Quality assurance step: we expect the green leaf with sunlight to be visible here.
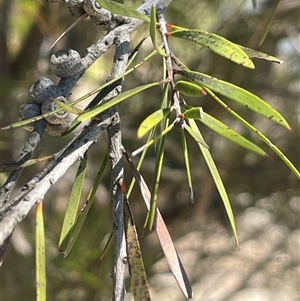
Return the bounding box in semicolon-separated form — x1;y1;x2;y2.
188;119;239;247
150;5;166;56
169;29;255;69
36;202;46;301
176;71;291;130
97;0;150;22
184;108;267;156
59;154;87;254
78;82;161;122
137;108;173;139
204;87;300;180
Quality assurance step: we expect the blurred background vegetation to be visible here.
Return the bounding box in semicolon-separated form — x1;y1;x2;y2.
0;0;299;300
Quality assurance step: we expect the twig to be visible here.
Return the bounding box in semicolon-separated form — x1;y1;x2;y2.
0;119;48;210
0;2;174;299
49;13;88;50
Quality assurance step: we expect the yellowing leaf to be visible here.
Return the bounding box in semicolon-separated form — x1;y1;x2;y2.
55;99;83;115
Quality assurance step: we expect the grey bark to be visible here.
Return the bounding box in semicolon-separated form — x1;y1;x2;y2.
0;0;173;300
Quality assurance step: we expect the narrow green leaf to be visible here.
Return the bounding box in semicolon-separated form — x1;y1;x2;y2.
204;87;300;179
184;108;267;156
123;152;193;299
99;232;113;261
36;202;46;301
146;82;171;228
97;0;150;22
150;5;166;57
63;153;108;257
78;82;161;122
259;0;281;47
124;199;151;301
181;130;194;203
137;108;173;139
177;70;291;130
238;45;283;64
128;34;149;67
175;80;205;97
132;123;174;157
147;119;167;231
184;123;209;149
169;29;255;69
59;154;88;253
171;53;190;71
126;86;169;195
1;110;59;131
126;127;156;198
188;119;239;247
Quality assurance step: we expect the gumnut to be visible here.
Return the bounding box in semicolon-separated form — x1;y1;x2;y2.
41;96;70;125
29;77;57;105
18;102;41;131
45;120;71;136
50;48;82;78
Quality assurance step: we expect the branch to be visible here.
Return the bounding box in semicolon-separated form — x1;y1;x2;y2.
107;32;131;301
0;0;174;271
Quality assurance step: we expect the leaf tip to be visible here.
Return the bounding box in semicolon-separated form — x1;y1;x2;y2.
243;60;255;69
190;187;194;203
264;153;273;159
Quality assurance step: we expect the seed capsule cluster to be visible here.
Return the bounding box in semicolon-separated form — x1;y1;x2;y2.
19;83;71;136
18;47;84;135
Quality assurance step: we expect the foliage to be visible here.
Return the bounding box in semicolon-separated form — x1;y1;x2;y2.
0;1;299;301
